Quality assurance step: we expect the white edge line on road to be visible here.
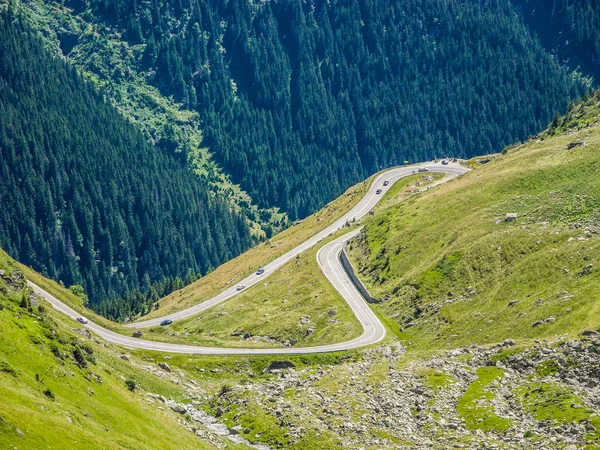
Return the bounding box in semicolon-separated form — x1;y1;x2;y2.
29;163;468;355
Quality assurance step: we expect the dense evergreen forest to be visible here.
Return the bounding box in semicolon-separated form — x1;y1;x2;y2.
0;8;252;319
516;0;600;81
66;0;591;219
2;0;599;320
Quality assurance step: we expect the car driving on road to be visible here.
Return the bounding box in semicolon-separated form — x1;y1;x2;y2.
383;180;389;186
256;268;265;275
237;284;246;291
160;319;172;326
375;189;382;194
76;317;88;324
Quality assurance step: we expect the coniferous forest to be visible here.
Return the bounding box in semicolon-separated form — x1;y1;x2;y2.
69;0;591;219
0;9;252;319
1;0;599;318
515;0;600;81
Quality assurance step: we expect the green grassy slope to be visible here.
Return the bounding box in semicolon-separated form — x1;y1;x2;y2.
348;92;600;351
143;234;363;348
138;173;447;349
0;250;219;450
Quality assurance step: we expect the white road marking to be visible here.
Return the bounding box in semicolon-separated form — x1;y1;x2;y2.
29;162;468;354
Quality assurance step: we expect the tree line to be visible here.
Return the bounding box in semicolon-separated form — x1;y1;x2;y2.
69;0;591;220
0;8;253;319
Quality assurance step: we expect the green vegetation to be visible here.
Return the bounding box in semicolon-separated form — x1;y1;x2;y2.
0;250;218;450
516;0;600;81
415;367;456;391
547;89;600;135
534;359;561;377
12;0;594;223
2;0;597;321
348;99;600;350
145;236;363;348
0;8;252;320
125;379;137;392
76;0;593;218
456;367;512;433
516;382;600;443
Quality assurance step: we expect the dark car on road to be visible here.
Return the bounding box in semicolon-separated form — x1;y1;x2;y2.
383;180;389;186
376;189;382;194
160;319;173;326
256;268;265;275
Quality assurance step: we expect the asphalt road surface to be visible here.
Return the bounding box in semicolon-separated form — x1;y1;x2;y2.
29;161;468;355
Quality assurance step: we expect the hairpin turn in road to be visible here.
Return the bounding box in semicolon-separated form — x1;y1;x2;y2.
29;162;468;355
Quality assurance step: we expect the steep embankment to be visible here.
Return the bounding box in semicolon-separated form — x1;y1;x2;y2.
348;92;600;351
0;250;225;450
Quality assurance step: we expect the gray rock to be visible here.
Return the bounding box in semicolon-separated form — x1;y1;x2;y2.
532;320;543;328
263;360;296;374
170;404;186;414
158;361;171;372
75;328;92;339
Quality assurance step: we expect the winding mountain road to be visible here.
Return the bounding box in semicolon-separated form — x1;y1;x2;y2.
29;162;467;355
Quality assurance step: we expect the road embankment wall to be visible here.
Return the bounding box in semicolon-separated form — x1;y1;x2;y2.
339;247;379;304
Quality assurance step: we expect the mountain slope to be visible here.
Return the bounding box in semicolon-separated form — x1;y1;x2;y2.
516;0;600;81
347;91;600;350
0;249;224;450
0;8;252;319
16;0;592;220
2;94;600;450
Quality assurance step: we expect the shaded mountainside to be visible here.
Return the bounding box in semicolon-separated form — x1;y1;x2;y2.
348;91;600;350
43;0;590;219
516;0;600;81
0;9;252;319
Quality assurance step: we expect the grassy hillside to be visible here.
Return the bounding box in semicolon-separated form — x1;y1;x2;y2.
0;249;241;450
137;173;446;349
348;92;600;351
143;234;364;348
140;170;380;320
2;108;600;448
